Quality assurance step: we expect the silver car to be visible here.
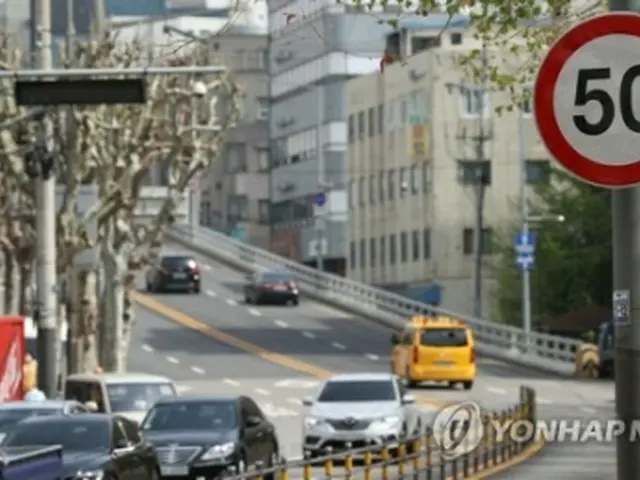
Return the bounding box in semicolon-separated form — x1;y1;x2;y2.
301;373;421;457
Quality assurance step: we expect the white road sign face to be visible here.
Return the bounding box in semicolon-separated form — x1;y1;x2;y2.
553;34;640;166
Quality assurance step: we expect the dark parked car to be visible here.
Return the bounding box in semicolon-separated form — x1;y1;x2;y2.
0;400;88;441
140;395;280;479
146;255;201;293
0;414;160;480
243;269;299;306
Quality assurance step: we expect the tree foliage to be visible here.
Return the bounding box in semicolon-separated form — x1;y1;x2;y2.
491;170;611;329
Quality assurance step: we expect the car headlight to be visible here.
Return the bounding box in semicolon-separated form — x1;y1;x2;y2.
303;417;325;429
200;442;236;460
75;470;104;480
372;416;401;426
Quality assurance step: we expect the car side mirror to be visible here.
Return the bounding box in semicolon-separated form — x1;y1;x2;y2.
391;333;400;345
84;401;98;412
302;397;313;407
245;415;262;427
113;439;132;452
402;394;415;405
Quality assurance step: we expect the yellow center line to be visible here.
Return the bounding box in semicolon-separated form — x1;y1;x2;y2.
133;291;445;407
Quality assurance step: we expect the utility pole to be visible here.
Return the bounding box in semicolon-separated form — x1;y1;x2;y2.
471;46;490;320
609;1;640;476
518;105;532;336
33;0;58;397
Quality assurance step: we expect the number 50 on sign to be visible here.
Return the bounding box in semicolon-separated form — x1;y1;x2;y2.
534;13;640;188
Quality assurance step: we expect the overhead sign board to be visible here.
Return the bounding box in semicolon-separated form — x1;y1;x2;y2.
534;13;640;188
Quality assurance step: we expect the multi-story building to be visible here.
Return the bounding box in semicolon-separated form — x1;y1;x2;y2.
267;0;403;273
345;22;551;315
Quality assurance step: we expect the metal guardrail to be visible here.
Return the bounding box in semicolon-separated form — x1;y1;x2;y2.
218;386;538;479
166;224;582;377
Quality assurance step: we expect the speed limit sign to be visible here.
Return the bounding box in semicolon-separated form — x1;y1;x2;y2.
535;13;640;188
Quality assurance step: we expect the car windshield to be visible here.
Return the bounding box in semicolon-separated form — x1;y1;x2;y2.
261;272;293;283
141;401;237;431
107;383;176;412
420;328;468;347
317;380;396;402
2;419;109;451
161;257;191;269
0;409;59;429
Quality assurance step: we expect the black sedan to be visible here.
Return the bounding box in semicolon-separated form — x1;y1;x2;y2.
243;269;299;306
140;395;280;479
146;255;201;294
0;414;160;480
0;400;88;440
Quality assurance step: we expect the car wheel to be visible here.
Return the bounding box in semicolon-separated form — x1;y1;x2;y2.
245;294;252;304
291;297;299;306
146;281;153;292
193;284;201;294
462;381;473;390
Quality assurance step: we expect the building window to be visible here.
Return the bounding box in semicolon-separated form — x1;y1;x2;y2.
350;241;356;269
399;167;408;197
368;107;375;137
400;231;408;262
450;32;462;45
378;172;385;202
258;200;270;223
369;175;376;204
412;230;420;261
359;239;366;268
462;227;493;255
257;149;269;172
389;234;397;264
423;228;431;258
377;104;384;134
227;195;248;222
257;98;269;120
520;87;533;116
459;87;491;118
388;169;396;200
457;160;492;186
410;165;419;194
380;236;386;266
370;238;376;266
525;159;551;184
225;143;247;173
358;111;365;137
348;114;355;143
358;177;365;205
412;36;440;54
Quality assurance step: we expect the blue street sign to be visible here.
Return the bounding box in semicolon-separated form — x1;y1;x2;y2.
514;230;536;271
314;192;326;207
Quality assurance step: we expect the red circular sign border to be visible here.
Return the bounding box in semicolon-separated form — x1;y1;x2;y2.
534;12;640;188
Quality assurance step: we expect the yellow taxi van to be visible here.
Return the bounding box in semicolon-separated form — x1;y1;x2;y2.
390;315;476;389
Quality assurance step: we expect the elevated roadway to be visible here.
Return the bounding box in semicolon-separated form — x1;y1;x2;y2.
126;242;616;477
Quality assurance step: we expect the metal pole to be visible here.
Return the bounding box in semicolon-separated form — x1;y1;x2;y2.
472;47;488;319
34;0;58;398
190;97;200;237
609;2;640;477
315;84;325;272
519;107;532;335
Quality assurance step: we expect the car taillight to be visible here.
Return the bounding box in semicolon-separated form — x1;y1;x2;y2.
190;266;200;274
287;282;297;290
412;346;419;364
470;347;476;363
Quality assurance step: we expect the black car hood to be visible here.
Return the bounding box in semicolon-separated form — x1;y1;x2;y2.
143;429;238;446
61;450;109;477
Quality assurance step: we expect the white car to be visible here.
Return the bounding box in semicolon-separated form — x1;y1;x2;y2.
301;373;421;458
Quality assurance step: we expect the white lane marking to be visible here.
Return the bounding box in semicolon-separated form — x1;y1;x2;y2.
287;397;303;405
226;298;237;306
142;344;153;353
255;388;271;396
581;407;597;414
365;353;379;361
537;397;553;405
302;332;316;339
486;387;507;395
274;319;288;328
248;308;262;317
191;366;205;374
206;289;217;297
166;356;179;364
261;403;299;418
332;342;346;350
203;264;212;271
223;378;240;387
274;379;320;389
